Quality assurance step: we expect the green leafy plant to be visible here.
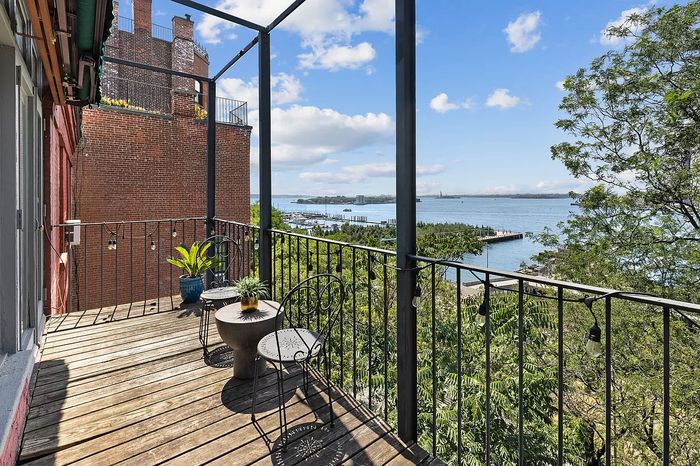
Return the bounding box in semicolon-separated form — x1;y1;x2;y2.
166;242;219;278
234;276;269;299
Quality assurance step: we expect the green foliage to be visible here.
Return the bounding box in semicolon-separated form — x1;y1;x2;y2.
250;202;287;230
547;2;700;300
234;275;269;299
310;222;485;259
166;242;219;278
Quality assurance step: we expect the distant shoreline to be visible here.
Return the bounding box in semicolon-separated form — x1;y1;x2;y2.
251;193;572;200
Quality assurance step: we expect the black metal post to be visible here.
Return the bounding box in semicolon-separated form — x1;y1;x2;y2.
258;31;272;285
395;0;417;443
206;81;217;286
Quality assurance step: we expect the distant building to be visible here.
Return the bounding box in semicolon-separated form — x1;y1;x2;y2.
355;195;366;205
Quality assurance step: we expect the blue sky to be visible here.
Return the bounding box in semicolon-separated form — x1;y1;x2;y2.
122;0;672;196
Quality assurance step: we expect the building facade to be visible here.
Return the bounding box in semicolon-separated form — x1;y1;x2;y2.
0;0;111;463
73;0;251;311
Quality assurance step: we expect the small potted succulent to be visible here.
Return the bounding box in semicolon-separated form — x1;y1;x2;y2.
234;276;269;312
167;242;220;303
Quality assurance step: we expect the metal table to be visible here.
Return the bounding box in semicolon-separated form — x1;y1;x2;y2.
215;300;283;379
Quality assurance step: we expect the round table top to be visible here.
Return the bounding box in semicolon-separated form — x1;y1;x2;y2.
215;300;282;325
201;286;240;301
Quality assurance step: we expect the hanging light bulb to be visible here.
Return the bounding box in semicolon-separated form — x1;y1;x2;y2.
254;240;259;250
586;322;602;357
107;239;113;250
112;239;117;251
150;238;156;251
335;263;342;273
412;284;422;308
582;296;602;357
475;300;487;327
244;234;250;242
172;228;177;238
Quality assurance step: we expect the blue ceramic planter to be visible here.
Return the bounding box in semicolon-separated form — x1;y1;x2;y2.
180;275;204;303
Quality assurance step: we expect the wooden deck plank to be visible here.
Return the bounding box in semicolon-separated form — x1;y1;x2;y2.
89;372;308;466
41;316;198;357
163;385;346;465
25;369;289;465
245;395;374;466
21;298;435;466
31;348;206;399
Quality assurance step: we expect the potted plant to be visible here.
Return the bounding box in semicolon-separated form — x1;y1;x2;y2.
234;276;269;312
167;242;220;303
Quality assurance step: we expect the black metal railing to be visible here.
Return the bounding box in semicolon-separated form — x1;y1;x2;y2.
217;220;700;465
51;217;700;464
215;97;248;126
100;75;172;114
50;218;208;329
115;16;173;42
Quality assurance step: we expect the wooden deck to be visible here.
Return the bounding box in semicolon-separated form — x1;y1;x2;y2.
20;302;438;465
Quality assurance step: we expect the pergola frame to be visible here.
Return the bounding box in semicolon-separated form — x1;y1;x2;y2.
103;0;418;442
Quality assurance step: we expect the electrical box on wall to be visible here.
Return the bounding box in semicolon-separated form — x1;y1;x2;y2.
64;219;81;246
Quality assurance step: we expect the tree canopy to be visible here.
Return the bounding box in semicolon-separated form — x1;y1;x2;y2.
547;2;700;301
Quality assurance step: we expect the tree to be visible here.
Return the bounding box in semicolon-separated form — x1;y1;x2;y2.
549;2;700;300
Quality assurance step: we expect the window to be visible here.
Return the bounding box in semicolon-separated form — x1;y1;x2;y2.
194;80;202;105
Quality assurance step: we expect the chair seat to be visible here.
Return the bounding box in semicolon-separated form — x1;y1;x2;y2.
257;328;324;363
201;286;240;302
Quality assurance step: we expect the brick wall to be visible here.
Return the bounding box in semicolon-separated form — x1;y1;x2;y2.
72;106;251;310
43;103;78;315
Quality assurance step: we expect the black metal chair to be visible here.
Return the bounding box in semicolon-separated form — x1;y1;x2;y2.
199;235;243;357
250;274;346;451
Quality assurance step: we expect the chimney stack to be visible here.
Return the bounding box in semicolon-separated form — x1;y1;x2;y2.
171;15;195;117
133;0;152;35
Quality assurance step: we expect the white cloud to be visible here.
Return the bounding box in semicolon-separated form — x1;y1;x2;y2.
600;7;647;46
196;0;395;71
269;106;394;167
485;88;522;109
300;162;445;184
218;73;303;110
504;11;542;53
430;93;474;113
299;42;376;71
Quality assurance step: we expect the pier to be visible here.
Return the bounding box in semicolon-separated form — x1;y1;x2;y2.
282;211;524;244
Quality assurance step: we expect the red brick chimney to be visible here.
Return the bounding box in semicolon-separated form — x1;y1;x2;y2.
133;0;152;35
171;14;196;117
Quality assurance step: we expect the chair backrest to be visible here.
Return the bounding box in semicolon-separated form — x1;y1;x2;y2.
201;235;243;288
274;274;346;362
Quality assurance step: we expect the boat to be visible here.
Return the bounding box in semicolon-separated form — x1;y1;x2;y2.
343;208;352;212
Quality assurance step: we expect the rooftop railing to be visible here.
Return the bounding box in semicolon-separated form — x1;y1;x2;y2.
115;15;173;42
214;97;248;126
50;217;700;464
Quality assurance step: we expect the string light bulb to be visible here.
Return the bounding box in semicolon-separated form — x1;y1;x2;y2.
583;296;602;357
172;228;177;238
476;300;487;327
412;284;422;308
150;238;156;251
586;322;602;358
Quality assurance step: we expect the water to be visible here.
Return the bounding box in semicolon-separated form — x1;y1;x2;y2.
251;195;577;273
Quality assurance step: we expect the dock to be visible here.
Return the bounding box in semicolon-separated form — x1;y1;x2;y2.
282;212;524;244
